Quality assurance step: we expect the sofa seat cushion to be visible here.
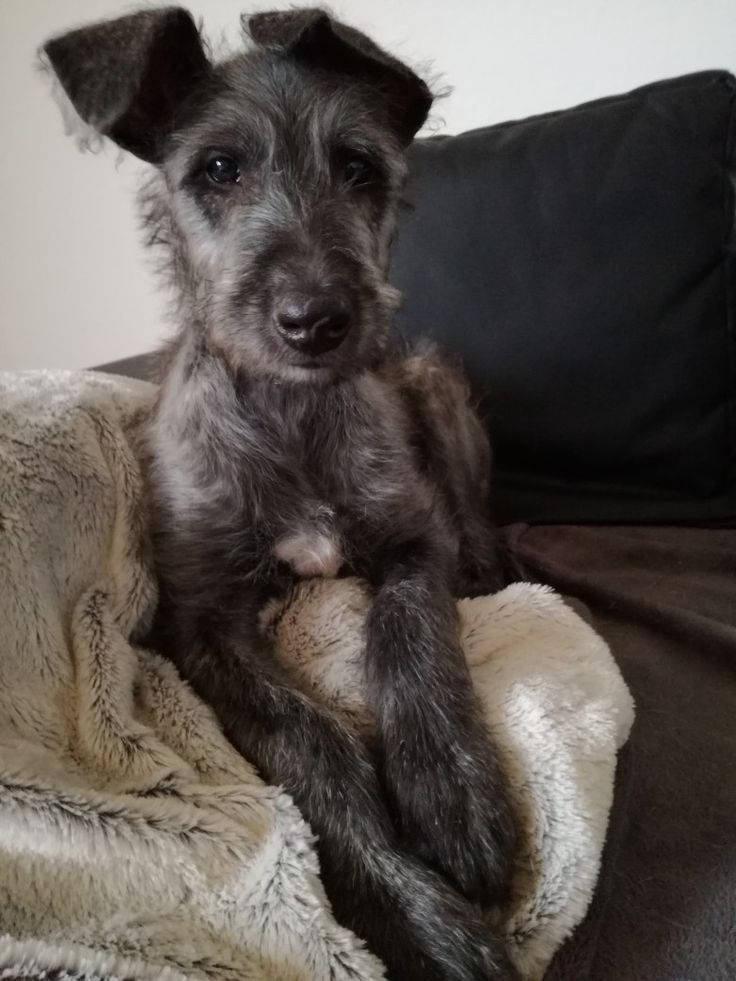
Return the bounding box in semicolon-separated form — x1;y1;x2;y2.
503;523;736;980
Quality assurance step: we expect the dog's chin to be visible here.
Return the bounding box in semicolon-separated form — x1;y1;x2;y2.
279;359;340;385
275;346;375;386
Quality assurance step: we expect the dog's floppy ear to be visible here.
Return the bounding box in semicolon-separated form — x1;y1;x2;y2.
246;9;432;145
42;7;210;163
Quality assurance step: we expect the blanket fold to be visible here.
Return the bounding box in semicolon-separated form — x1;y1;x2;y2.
0;371;634;981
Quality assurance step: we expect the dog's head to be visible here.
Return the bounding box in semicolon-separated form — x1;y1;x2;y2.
43;7;432;383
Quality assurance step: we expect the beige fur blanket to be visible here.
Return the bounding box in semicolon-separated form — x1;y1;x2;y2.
0;370;634;981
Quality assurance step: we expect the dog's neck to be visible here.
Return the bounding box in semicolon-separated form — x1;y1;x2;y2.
153;325;401;462
159;322;391;415
149;322;411;533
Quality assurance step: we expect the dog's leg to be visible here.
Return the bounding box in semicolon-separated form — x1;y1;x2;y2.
365;538;517;911
171;632;518;981
392;346;504;596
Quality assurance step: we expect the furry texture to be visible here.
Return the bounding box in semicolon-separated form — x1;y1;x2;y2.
0;370;634;981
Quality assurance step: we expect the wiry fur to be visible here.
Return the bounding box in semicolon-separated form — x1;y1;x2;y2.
43;8;517;979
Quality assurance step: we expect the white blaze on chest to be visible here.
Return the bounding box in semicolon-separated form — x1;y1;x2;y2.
273;528;343;578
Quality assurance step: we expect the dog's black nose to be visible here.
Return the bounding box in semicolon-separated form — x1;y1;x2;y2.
275;295;352;355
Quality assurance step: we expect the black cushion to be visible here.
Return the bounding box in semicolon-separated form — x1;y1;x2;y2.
392;71;736;523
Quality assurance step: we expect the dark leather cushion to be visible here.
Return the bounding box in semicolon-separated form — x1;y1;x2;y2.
391;71;736;523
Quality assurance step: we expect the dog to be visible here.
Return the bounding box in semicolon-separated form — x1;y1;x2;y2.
43;9;518;980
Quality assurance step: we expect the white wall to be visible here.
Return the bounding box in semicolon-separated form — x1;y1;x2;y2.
1;0;734;370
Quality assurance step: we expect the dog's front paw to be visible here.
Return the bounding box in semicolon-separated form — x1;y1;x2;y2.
341;849;520;981
385;733;517;908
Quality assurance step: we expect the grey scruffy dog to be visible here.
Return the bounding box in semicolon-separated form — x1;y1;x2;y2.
43;8;518;980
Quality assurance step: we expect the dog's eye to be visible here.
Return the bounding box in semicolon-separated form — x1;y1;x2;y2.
206;155;241;185
343;157;375;187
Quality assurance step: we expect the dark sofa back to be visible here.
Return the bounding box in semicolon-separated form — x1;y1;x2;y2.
391;71;736;523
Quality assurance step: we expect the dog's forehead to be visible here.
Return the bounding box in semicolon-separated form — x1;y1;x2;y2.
189;50;389;150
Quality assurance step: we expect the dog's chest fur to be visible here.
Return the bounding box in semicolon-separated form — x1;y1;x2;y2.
151;347;429;582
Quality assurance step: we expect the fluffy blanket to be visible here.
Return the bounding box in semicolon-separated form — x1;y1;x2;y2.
0;370;634;981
